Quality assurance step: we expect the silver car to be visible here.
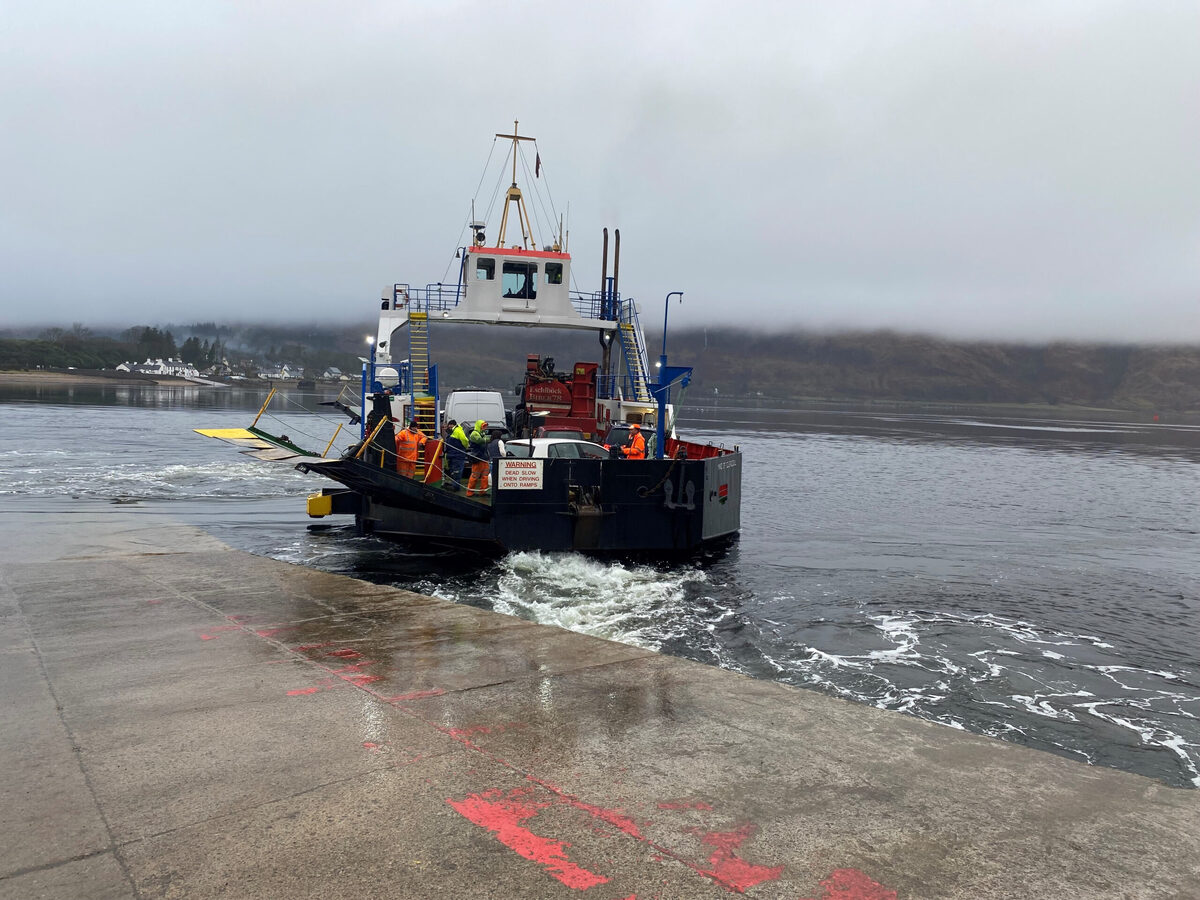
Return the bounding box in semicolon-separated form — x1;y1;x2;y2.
502;438;612;460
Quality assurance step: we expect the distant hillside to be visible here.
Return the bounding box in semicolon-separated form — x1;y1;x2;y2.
657;330;1200;413
406;327;1200;414
5;321;1198;413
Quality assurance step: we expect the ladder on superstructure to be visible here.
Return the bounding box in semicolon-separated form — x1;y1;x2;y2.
617;299;653;402
406;311;438;467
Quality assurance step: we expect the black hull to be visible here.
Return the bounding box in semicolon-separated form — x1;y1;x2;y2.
298;452;741;555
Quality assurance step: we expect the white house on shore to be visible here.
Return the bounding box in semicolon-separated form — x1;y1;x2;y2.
115;358;201;378
257;363;300;380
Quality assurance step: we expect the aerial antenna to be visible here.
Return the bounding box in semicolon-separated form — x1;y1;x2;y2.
469;199;485;247
494;120;537;249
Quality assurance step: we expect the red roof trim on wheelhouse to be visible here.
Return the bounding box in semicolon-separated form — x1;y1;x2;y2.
468;246;570;260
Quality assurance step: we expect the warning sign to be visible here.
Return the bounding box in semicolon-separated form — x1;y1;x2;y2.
498;458;544;490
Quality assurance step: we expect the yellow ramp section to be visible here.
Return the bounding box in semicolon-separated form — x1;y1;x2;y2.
193;428;275;449
194;428;258;439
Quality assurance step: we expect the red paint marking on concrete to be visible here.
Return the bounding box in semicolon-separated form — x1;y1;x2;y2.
385;689;445;702
198;625;242;640
255;626;294;638
446;721;526;740
332;661;376;674
447;724;492;739
447;789;608;891
525;777;645;842
286;686;322;696
294;642;334;652
657;800;713;811
287;666;770;897
566;798;644;841
287;669;772;899
328;648;361;659
799;868;898;900
693;823;784;892
146;598;163;605
362;741;384;751
347;674;382;686
520;777;753;892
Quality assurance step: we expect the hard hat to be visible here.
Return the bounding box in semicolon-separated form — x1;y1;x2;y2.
631;423;641;430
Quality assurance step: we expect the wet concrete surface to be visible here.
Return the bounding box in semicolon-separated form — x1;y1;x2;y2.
1;508;1198;899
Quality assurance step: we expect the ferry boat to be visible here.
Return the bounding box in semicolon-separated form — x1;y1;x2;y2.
199;124;741;555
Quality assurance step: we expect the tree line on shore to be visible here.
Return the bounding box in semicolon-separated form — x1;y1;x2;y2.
0;325;225;372
0;322;347;376
2;321;1198;412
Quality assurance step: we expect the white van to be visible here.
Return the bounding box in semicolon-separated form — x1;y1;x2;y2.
443;390;507;433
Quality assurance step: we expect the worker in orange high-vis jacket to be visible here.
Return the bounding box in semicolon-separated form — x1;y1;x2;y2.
466;419;491;496
620;423;647;459
395;418;427;479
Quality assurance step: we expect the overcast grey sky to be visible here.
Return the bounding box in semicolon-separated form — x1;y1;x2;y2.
2;1;1197;342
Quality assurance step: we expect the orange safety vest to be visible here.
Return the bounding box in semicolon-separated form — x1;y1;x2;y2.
395;427;427;462
623;431;646;459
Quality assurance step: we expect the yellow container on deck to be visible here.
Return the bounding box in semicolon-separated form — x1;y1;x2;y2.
306;492;333;518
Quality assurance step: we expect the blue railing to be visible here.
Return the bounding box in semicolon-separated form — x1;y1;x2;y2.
384;284;461;314
396;360;414;393
617;299;653;400
569;290;609;320
385;284;617;322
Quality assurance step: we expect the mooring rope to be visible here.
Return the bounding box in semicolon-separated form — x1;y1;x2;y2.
637;448;686;498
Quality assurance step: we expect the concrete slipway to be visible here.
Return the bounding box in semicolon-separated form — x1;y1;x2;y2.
1;507;1197;899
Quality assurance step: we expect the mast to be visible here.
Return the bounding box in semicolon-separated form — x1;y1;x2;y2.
494;120;537;249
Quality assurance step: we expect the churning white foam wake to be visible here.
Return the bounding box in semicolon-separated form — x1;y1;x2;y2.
0;458;308;501
485;551;707;650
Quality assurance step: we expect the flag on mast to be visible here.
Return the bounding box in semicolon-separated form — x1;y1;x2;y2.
535;153;541;178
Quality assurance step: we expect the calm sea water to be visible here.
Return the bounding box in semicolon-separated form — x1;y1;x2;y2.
2;383;1198;788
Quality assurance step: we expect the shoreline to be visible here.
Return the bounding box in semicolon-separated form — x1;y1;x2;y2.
0;370;344;390
0;369;190;386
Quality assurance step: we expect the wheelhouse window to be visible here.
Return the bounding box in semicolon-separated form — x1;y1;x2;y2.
502;262;538;299
545;262;563;285
475;258;495;280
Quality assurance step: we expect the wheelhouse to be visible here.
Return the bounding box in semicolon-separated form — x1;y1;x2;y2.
462;246;575;320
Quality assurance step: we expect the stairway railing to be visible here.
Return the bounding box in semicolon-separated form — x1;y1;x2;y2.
617;298;653;402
